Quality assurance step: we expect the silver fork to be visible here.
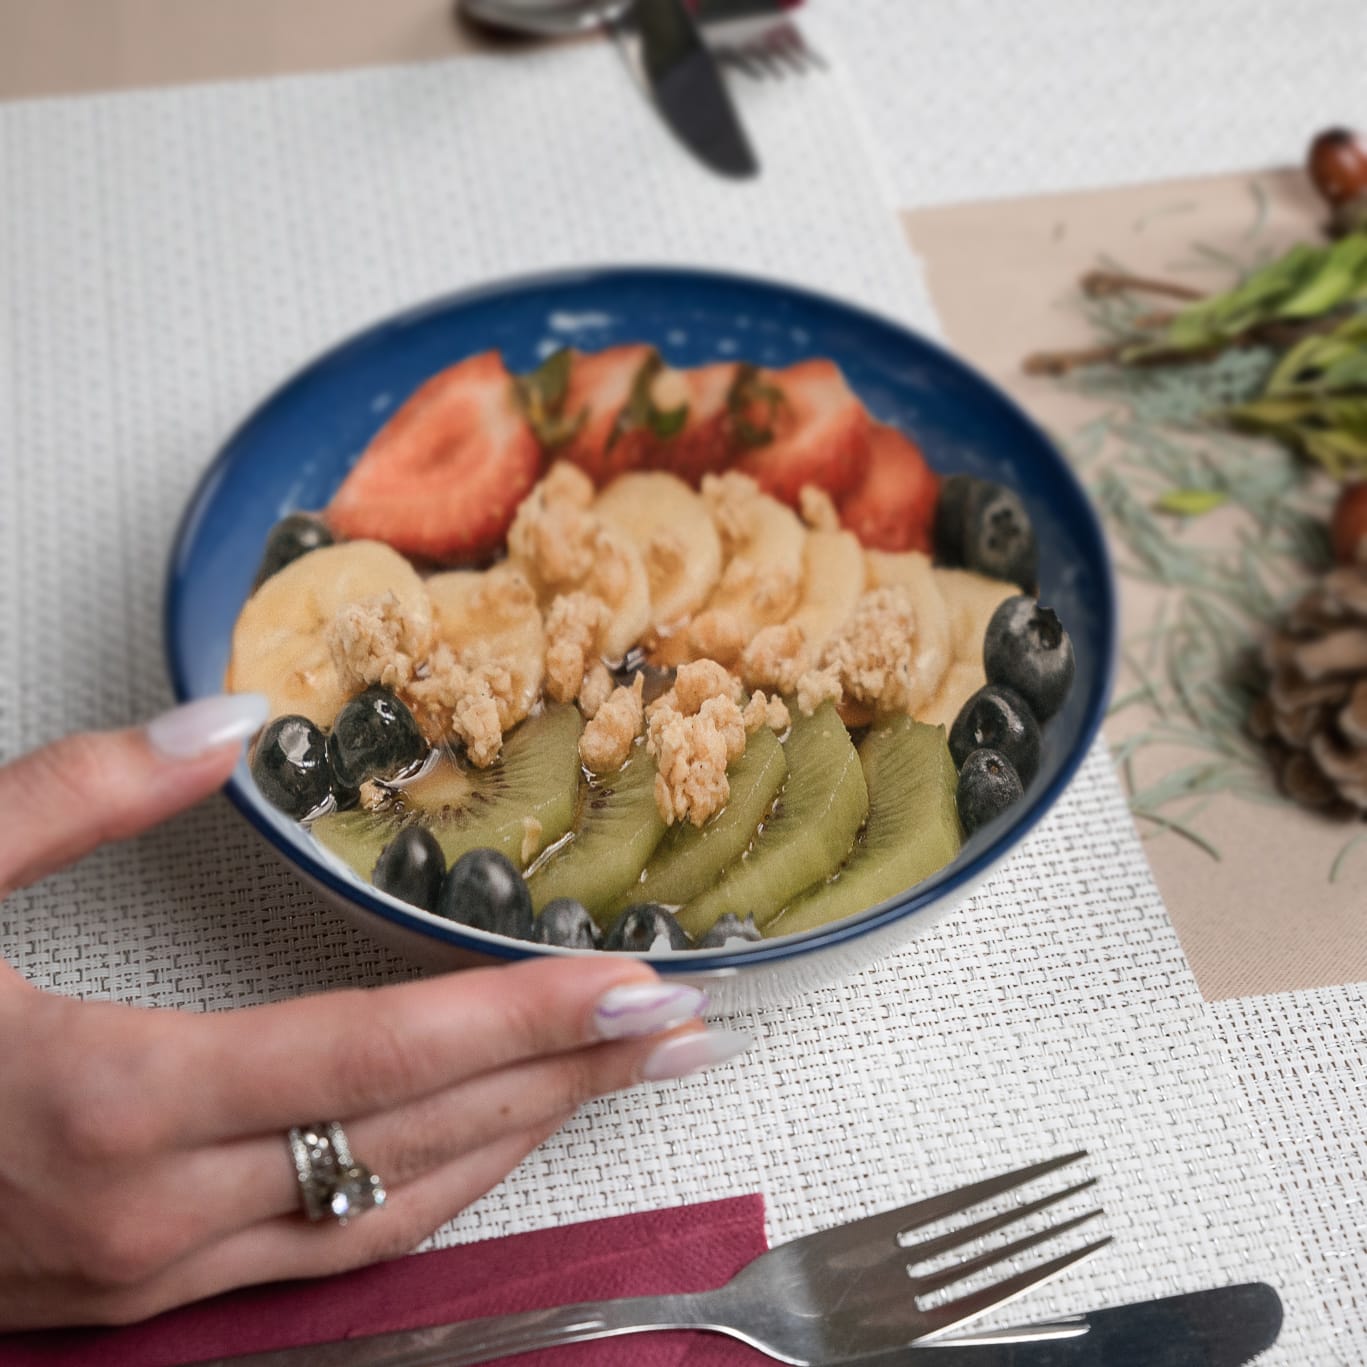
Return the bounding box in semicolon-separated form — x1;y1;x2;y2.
712;18;826;77
200;1153;1108;1366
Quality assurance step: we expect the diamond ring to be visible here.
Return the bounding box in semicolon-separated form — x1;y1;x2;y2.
286;1121;387;1225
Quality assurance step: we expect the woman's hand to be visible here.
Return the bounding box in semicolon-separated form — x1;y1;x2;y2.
0;696;748;1330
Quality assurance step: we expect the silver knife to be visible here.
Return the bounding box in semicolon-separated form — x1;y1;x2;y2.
885;1283;1284;1367
615;0;759;178
180;1282;1281;1367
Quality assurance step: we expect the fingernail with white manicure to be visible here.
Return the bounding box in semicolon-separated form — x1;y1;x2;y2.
593;982;709;1040
641;1029;752;1081
147;693;270;760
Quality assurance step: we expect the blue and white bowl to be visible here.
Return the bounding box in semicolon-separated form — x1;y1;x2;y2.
166;267;1115;1012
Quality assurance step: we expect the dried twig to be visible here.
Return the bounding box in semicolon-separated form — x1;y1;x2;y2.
1080;270;1207;302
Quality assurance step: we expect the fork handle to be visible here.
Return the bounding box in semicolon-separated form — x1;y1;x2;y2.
195;1291;722;1367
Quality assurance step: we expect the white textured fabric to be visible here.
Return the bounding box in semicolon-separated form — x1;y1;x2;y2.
828;0;1367;206
0;43;1339;1360
1211;988;1367;1364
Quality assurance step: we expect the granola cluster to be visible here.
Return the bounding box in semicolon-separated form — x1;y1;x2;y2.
308;461;995;825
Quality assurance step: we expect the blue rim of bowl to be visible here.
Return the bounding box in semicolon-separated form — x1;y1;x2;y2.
165;263;1117;974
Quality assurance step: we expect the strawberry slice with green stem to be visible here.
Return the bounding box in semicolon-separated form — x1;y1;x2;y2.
326;350;542;564
733;359;872;506
641;361;745;485
544;345;686;485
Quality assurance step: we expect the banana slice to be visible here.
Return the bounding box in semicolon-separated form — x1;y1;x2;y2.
506;464;651;664
919;659;988;730
426;564;546;728
865;548;935;592
933;567;1019;663
227;540;429;726
684;473;806;664
594;472;722;635
587;527;652;662
790;529;866;655
873;551;952;712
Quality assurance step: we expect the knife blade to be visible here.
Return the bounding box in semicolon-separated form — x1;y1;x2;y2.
618;0;759;178
869;1283;1284;1367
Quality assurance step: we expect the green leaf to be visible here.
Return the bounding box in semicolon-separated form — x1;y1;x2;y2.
1265;313;1367;396
727;363;786;448
514;348;587;447
517;347;572;412
1124;232;1367;360
1228;393;1367;477
1155;488;1229;516
1275;233;1367;319
609;351;690;449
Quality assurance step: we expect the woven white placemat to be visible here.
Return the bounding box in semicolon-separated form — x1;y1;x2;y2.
0;45;1335;1358
1210;988;1367;1363
829;0;1367;207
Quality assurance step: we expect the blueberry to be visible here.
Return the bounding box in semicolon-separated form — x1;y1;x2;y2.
932;474;982;567
694;913;762;950
252;514;334;590
532;897;604;950
949;684;1042;787
956;749;1025;836
251;715;332;819
437;848;534;940
983;596;1076;722
963;483;1038;592
603;903;691;953
327;687;427;789
372;826;445;912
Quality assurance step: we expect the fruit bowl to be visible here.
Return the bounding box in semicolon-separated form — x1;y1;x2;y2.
166;267;1115;1012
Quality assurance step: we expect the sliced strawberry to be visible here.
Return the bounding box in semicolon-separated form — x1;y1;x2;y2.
838;423;941;553
733;359;872;507
641;362;740;485
326;351;541;563
556;344;659;484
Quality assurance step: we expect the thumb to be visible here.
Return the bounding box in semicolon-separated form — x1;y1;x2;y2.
0;693;268;899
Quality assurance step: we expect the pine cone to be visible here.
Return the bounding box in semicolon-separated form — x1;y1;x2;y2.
1248;565;1367;814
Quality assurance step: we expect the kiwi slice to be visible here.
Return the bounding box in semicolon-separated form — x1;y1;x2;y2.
313;703;583;882
767;716;962;939
618;725;787;914
526;739;667;923
677;703;868;939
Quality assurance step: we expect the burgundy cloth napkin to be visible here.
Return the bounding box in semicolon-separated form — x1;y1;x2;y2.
1;1196;772;1367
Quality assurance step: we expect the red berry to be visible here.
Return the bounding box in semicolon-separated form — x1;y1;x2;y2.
1307;128;1367;208
1330;482;1367;565
326;351;540;563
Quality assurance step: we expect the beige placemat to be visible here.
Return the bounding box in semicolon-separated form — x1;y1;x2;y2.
0;0;517;101
906;170;1366;1003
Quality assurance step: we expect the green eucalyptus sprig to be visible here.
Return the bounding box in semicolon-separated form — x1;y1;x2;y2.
1260;312;1367;395
1026;231;1367;478
1222;310;1367;477
1123;230;1367;362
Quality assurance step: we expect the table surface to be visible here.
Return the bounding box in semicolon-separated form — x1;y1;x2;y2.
1;1;1363;1360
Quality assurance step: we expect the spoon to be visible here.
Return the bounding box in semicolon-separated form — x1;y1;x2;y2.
459;0;634;38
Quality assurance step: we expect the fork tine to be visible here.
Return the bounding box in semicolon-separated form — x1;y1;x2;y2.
897;1151;1090;1233
781;24;826;71
901;1177;1098;1261
919;1235;1114;1338
767;26;808;75
750;42;786;79
715;45;765;79
910;1208;1105;1296
809;1151;1090;1250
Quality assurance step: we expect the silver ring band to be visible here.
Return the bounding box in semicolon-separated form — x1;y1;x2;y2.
287;1121;387;1225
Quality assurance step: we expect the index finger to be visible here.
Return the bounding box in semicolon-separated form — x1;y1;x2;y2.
166;957;707;1144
